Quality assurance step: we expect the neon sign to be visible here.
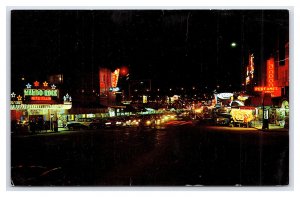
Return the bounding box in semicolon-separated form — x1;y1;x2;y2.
111;68;120;88
254;86;279;92
109;87;120;92
31;96;52;101
43;81;48;87
246;54;255;85
24;89;58;97
26;83;32;89
267;58;275;87
254;86;281;97
254;57;281;97
17;95;22;101
216;93;233;99
34;81;40;87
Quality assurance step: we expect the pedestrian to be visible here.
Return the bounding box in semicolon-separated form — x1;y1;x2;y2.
53;121;58;132
30;118;36;134
37;117;43;133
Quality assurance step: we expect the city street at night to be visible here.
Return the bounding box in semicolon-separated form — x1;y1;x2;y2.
11;121;289;186
10;9;290;188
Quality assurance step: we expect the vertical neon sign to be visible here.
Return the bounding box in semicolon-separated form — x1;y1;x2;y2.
267;58;274;87
246;54;255;85
111;68;120;88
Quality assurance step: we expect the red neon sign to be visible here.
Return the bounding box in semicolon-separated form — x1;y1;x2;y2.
254;57;281;97
34;81;40;87
254;86;281;97
267;58;274;87
246;54;255;85
254;86;279;92
111;68;120;88
31;96;52;101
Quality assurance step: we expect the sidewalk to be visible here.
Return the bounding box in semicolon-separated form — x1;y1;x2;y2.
39;127;69;133
12;127;69;136
58;127;68;132
38;127;68;133
252;122;288;132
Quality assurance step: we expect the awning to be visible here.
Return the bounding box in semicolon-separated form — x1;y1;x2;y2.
11;104;72;110
230;100;244;107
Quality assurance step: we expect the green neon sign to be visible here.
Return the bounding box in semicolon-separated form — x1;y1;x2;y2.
24;89;58;97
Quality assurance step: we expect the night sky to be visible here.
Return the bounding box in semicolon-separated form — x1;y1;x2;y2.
11;10;289;93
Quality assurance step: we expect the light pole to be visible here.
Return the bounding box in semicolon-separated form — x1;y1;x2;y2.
262;93;269;130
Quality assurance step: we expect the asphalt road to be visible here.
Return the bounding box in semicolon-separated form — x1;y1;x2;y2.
10;121;289;186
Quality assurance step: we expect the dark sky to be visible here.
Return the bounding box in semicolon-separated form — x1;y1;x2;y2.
11;10;289;92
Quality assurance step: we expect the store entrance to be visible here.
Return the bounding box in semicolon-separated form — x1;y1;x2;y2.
28;115;50;132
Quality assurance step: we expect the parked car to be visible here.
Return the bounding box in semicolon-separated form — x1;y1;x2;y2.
214;114;232;126
65;122;88;131
214;116;231;125
76;118;93;127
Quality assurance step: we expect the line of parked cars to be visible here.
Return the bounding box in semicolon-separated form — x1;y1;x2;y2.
65;114;177;131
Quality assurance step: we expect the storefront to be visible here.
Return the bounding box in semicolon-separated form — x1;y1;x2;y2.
10;81;72;133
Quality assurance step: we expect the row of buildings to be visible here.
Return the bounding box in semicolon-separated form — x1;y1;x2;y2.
10;37;290;130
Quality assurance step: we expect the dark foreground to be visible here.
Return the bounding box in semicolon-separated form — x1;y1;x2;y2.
10;122;289;186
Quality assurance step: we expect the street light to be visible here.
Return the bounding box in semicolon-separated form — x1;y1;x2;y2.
231;42;237;48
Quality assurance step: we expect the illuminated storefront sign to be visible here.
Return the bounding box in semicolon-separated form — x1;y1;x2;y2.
24;89;58;97
254;86;281;97
246;54;255;85
216;93;233;99
109;87;120;92
31;96;52;101
254;86;279;92
267;58;274;87
254;57;281;97
111;68;120;88
11;104;72;110
11;81;72;118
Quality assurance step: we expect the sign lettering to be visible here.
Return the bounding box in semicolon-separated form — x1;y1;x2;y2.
24;89;58;97
31;96;52;101
111;69;120;88
267;59;275;87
